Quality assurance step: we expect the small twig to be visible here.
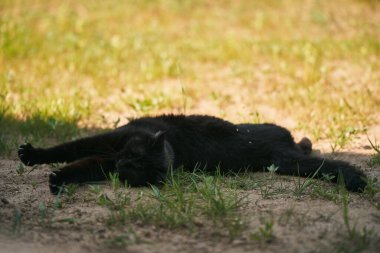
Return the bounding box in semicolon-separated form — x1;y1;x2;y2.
367;136;380;154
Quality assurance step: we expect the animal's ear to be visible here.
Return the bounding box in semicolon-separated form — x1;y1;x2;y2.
152;131;166;149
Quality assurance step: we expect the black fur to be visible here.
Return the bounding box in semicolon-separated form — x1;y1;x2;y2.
18;114;367;194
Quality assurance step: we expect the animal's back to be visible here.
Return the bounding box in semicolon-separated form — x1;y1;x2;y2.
237;123;295;147
129;115;282;171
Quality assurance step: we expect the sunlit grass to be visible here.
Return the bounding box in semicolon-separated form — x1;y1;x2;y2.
1;0;379;153
1;3;379;250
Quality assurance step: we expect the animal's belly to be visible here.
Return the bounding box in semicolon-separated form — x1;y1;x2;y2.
180;143;267;172
172;128;273;171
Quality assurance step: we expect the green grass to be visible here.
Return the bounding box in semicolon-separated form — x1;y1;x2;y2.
250;217;275;243
92;170;248;238
329;182;377;253
1;0;379;250
367;137;380;167
11;208;23;236
105;229;142;248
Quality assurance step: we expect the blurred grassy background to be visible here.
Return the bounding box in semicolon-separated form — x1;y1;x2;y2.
1;0;379;155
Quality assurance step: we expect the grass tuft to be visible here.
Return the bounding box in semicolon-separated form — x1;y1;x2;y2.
367;136;380;167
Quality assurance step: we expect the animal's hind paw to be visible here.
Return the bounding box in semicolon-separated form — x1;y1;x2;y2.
18;143;40;166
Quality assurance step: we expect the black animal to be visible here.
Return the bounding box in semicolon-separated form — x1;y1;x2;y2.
18;114;367;194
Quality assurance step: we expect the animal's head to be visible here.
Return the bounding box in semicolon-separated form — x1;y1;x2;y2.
115;130;168;186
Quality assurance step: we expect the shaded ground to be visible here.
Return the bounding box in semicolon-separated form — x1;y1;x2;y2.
1;129;379;253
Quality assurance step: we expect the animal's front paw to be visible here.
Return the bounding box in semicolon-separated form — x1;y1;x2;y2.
49;171;65;195
18;143;41;166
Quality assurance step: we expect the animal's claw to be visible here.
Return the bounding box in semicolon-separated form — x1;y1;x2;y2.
49;171;64;195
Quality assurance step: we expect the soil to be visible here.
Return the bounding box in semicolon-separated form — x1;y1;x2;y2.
0;124;379;253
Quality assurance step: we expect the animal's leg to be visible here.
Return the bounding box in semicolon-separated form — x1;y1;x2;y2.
49;156;115;194
18;129;126;165
273;150;366;192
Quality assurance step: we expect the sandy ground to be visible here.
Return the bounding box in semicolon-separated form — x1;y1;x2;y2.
1;126;379;253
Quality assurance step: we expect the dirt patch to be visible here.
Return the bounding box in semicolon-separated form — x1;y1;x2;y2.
1;131;379;253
